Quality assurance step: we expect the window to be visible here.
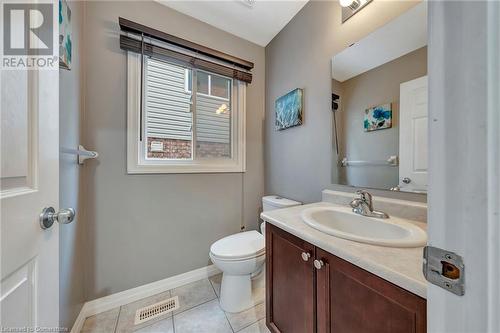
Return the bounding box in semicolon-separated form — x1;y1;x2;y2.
127;53;246;173
185;70;231;100
211;75;231;99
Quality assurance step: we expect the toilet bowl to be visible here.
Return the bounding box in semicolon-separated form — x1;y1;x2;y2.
209;195;302;313
209;231;265;313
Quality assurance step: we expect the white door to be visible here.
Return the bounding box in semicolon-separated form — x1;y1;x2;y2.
427;1;499;332
0;2;60;330
399;75;428;193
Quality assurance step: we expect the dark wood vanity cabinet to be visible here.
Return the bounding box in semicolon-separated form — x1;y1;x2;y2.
266;223;426;333
315;248;426;333
266;222;316;333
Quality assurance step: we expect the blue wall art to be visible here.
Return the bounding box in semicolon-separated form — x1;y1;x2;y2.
275;88;303;131
59;0;72;70
364;103;392;132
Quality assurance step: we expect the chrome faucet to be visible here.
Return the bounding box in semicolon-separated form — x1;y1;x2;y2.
350;190;389;219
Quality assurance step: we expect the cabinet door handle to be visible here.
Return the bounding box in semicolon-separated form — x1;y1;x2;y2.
314;259;324;270
301;252;311;262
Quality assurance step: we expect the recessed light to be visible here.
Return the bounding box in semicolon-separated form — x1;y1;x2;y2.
341;0;372;23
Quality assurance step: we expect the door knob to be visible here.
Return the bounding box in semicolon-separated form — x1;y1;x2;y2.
314;259;324;270
402;177;411;184
40;207;75;229
301;252;311;262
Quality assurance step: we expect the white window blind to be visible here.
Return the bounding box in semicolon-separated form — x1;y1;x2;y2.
145;58;193;141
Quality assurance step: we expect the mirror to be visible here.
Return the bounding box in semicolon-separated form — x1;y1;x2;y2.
331;2;427;193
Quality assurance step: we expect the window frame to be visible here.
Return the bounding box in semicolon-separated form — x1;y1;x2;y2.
127;53;246;174
184;68;192;94
184;69;231;100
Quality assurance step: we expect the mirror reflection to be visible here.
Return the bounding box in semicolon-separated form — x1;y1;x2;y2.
331;2;428;193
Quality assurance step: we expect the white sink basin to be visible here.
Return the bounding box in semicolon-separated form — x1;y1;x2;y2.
300;206;427;248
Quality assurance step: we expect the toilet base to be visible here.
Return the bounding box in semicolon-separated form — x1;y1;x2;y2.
219;273;253;313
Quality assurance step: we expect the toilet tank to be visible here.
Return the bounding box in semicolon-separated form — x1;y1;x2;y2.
261;196;301;235
262;195;301;211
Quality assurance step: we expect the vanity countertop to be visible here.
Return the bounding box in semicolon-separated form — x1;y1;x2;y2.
261;202;427;299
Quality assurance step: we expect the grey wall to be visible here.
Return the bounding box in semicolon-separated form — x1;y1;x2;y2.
265;0;426;203
59;0;85;329
82;1;265;300
335;47;427;189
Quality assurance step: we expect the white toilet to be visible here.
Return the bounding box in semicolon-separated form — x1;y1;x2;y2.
209;195;301;313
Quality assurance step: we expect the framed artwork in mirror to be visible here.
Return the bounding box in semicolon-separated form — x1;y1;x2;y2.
364;103;392;132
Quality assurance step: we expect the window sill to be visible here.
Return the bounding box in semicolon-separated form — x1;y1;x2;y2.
127;163;246;174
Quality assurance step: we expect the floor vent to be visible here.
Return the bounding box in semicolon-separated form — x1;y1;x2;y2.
134;296;179;325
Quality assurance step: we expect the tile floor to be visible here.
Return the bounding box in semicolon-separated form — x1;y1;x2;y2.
80;273;270;333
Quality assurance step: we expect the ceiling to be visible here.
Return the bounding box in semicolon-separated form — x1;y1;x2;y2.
157;0;309;46
332;2;427;82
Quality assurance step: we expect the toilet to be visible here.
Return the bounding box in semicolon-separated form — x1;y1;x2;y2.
209;195;301;313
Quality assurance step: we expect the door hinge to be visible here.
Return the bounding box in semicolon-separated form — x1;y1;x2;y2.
423;246;465;296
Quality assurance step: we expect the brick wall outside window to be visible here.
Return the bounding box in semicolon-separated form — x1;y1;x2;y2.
197;141;230;158
147;137;230;159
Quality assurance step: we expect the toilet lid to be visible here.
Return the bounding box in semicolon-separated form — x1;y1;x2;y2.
210;231;265;260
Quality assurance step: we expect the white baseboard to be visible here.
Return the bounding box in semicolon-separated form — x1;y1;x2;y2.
70;264;220;333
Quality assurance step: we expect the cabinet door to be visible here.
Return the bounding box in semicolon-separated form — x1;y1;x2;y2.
316;249;426;333
266;223;315;333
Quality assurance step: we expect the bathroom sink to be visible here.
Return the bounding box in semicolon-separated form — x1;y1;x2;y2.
300;206;427;248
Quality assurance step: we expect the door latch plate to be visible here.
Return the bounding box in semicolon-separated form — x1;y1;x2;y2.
423;246;465;296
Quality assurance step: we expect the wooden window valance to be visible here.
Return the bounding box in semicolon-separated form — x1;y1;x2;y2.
119;17;253;83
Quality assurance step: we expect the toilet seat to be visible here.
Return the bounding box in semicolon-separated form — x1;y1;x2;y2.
210;231;265;261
